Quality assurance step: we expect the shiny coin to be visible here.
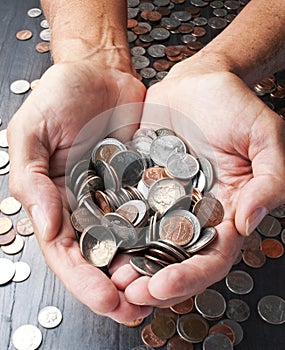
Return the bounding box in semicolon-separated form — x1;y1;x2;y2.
170;297;194;315
35;41;50;53
141;324;167;348
10;79;30;94
177;313;209;343
39;28;51;41
193;197;224;227
16;217;34;236
16;29;33;40
147;44;166;58
142;167;170;187
219;319;244;346
208;323;235;344
195;289;226;319
12;261;31;282
166;152;199;180
91;137;126;163
0;196;22;215
261;238;284;258
1;235;24;255
0;228;16;245
0;150;9;168
225;270;254;294
0;129;8;147
0;216;13;234
150;316;176;340
12;324;42;350
123;317;144;328
203;334;233;350
0;257;15;284
257;215;282;237
257;295;285;325
40;19;49;28
208;17;228;30
150;27;170;41
130;256;163;276
186;227;217;253
167;334;193;350
242;248;266;268
27;8;42;17
38;306;63;328
226;299;250;322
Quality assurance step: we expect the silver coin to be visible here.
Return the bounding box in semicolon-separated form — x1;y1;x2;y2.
164;194;192;215
150;135;186;167
69;159;90;189
210;0;224;8
156;71;168;81
147;44;166;58
94;160;121;191
128;31;137;43
27;8;42;17
225;270;254;295
208;17;228;30
12;261;31;282
257;295;285;325
128;7;139;19
0;150;9;168
150;28;170;41
203;334;233;350
226;299;250;322
136;179;149;199
171;11;192;22
181;34;197;44
130;256;163;276
281;228;285;244
131;55;150;70
190;0;209;7
166;152;199;180
10;79;30;94
198;157;214;191
186;227;217;253
219;319;244;346
12;324;42;350
195;289;226;319
193;17;208;26
40;19;49;28
140;67;157;79
131;46;146;57
225;13;236;22
39;28;51;41
0;129;8;147
38;306;63;328
139;33;153;43
270;204;285;218
147;178;186;216
256;215;282;237
0;257;15;285
224;0;240;10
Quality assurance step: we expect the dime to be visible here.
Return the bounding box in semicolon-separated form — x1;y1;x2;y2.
207;17;228;30
150;316;176;340
0;228;16;245
12;325;42;350
10;80;30;94
38;306;63;328
203;334;233;350
193;197;224;227
130;256;164;276
12;261;31;282
281;228;285;244
39;28;51;41
27;8;42;17
242;248;266;268
140;67;157;79
170;297;194;314
256;215;282;237
208;323;235;344
1;235;24;255
0;257;15;285
133;128;157;141
0;150;9;168
16;29;32;41
0;216;13;234
198;157;214;191
225;270;254;295
0;196;22;215
177;313;209;343
195;289;226;320
257;295;285;325
261;238;284;258
150;28;171;41
0;129;8;147
226;299;250;322
35;41;50;53
141;324;167;348
159;214;194;246
132;56;150;70
219;319;244;346
166;152;199;180
40;19;49;28
147;44;166;58
16;217;34;236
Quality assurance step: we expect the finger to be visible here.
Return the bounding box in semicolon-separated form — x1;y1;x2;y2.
111;263;141;291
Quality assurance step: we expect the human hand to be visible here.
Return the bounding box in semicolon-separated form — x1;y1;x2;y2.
7;60;153;322
111;59;285;308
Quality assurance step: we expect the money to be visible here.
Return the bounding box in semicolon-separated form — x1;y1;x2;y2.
12;261;31;282
0;257;16;285
38;306;63;328
12;324;42;350
10;80;30;94
257;295;285;325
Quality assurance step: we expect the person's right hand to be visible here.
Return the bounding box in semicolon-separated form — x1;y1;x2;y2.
7;59;153;323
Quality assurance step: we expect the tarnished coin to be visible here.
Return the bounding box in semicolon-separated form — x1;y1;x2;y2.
1;235;24;255
154;308;179;322
167;334;194;350
39;28;51;41
35;41;50;53
219;319;244;346
0;196;22;215
12;324;42;350
10;80;30;94
12;261;31;282
281;228;285;244
40;19;49;28
225;270;254;295
150;27;170;40
226;299;250;322
0;257;15;285
195;289;226;319
193;197;224;227
0;150;9;168
257;295;285;325
16;217;34;236
0;216;13;234
257;215;282;237
270;204;285;218
242;248;266;268
132;56;150;69
141;324;167;348
0;228;16;245
203;334;233;350
130;256;163;276
27;7;42;17
150;316;176;340
170;297;194;315
166;152;199;180
177;313;209;343
261;238;284;258
208;323;235;344
16;29;33;40
38;306;63;328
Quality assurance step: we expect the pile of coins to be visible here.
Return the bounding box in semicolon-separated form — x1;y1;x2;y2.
69;127;224;275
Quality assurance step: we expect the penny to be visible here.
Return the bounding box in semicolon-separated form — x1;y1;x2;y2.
195;289;226;319
177;313;209;343
261;238;284;258
116;204;139;224
16;29;32;40
16;217;34;236
12;261;31;282
0;196;22;215
0;216;13;234
226;299;250;322
40;19;49;28
142;167;169;187
27;7;42;17
241;230;262;250
0;257;15;285
148;11;162;22
225;270;254;294
35;41;50;53
10;79;30;94
153;59;171;71
257;295;285;325
133;25;150;35
187;41;204;51
154;308;179;322
159;214;194;246
123;318;144;327
38;306;63;328
193;197;224;227
30;79;41;90
141;324;167;348
219;319;244;346
1;235;24;255
209;323;235;344
0;150;9;168
150;316;176;340
167;334;193;350
95;190;113;213
256;215;282;237
192;26;207;37
0;228;16;245
130;256;164;276
12;324;42;350
170;297;194;314
164;46;181;57
179;23;194;34
242;248;266;268
203;334;233;350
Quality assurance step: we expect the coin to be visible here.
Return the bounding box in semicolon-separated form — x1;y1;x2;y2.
35;41;50;53
257;215;282;237
177;313;209;343
186;227;217;253
257;295;285;325
281;229;285;244
242;248;266;268
0;129;8;147
0;150;9;168
16;29;33;40
225;270;254;294
193;197;224;227
159;214;194;246
208;323;235;344
39;28;51;41
195;289;226;320
70;208;99;233
38;306;63;328
130;256;164;276
0;196;22;215
141;324;167;348
12;324;42;350
0;257;15;285
0;228;16;245
261;238;284;258
226;299;250;322
270;204;285;218
123;318;145;328
241;230;262;250
166;152;199;180
0;216;13;234
27;7;42;17
10;80;30;94
150;316;176;340
16;217;34;236
203;333;233;350
167;334;193;350
219;319;244;346
40;19;49;28
12;261;31;282
170;297;194;314
154;308;179;322
1;234;24;254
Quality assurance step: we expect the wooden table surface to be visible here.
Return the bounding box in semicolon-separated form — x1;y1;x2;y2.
0;1;284;349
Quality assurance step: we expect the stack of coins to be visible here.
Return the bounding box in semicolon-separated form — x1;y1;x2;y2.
69;128;224;274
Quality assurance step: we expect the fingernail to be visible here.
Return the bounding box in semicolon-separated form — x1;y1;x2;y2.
31;205;48;240
245;207;267;236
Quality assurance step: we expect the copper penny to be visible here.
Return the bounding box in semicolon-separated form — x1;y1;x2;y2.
95;190;112;213
157;7;171;17
154;308;179;322
242;248;266;268
1;235;24;255
177;313;209;343
209;323;235;344
192;26;207;37
140;10;151;21
16;29;32;40
151;316;176;340
187;41;204;51
170;297;194;315
116;204;139;224
261;238;284;258
185;5;201;15
142;167;169;187
133;25;149;35
0;197;22;215
0;228;16;245
35;41;50;53
141;324;167;348
127;19;138;29
193;197;224;227
0;217;13;235
148;11;162;22
160;215;194;246
16;217;34;236
181;46;196;57
167;334;193;350
164;46;181;57
167;53;184;62
153;59;171;72
123;317;144;327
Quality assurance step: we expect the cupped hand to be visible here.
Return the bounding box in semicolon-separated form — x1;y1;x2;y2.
112;60;285;308
7;60;153;322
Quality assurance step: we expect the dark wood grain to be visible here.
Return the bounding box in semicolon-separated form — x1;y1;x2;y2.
0;1;284;350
